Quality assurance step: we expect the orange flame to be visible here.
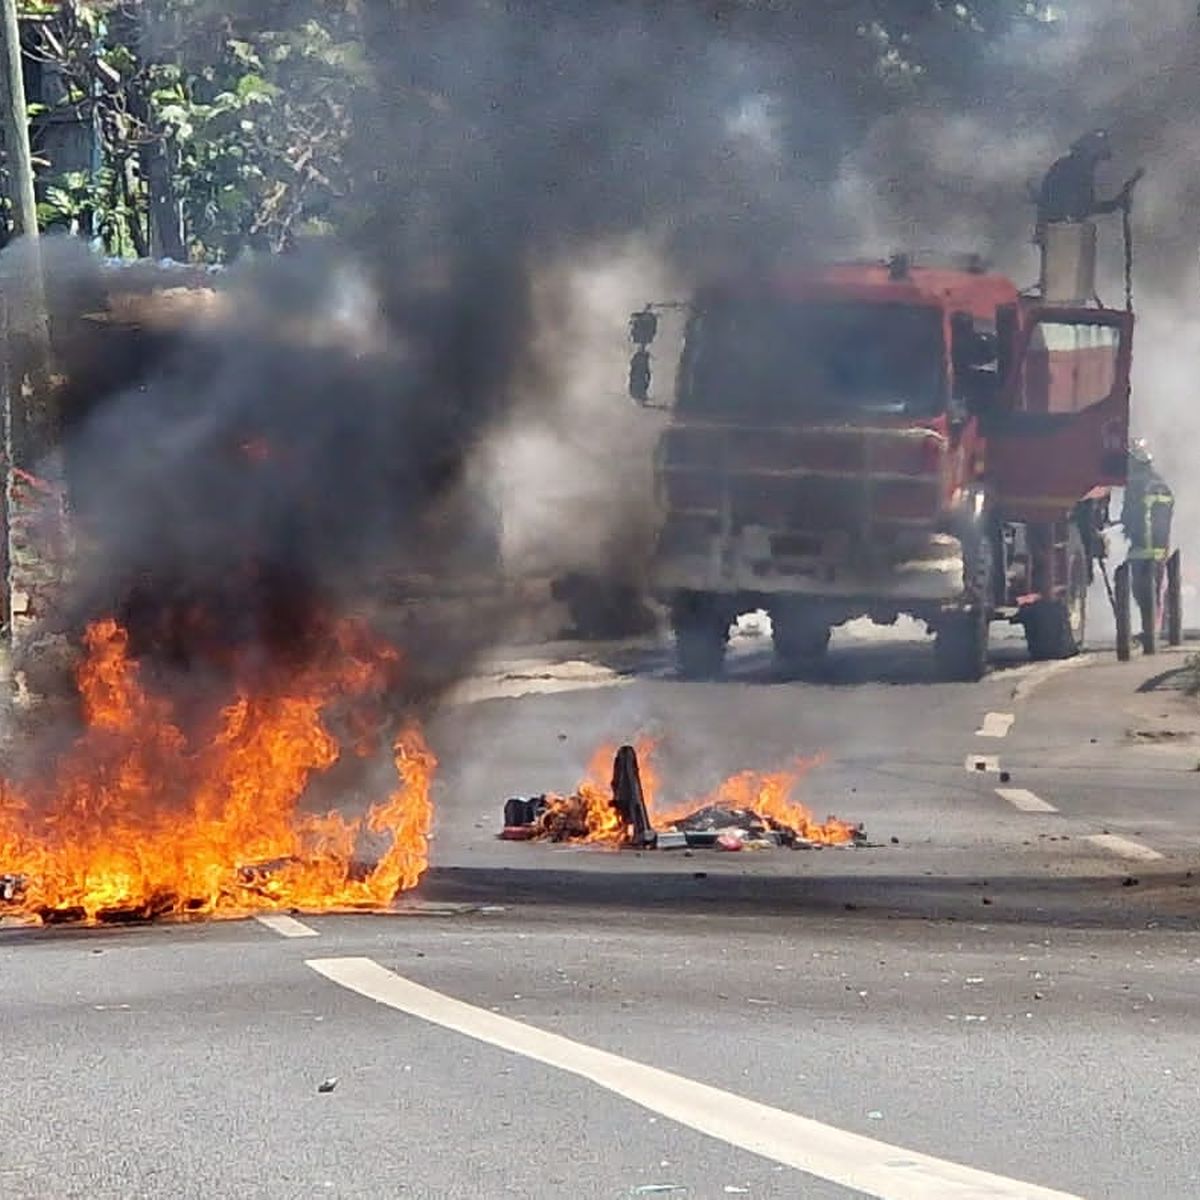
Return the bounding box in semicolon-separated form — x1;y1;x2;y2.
536;740;855;846
0;618;434;924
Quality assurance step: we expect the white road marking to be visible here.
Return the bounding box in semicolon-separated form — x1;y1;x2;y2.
254;914;319;939
308;956;1081;1200
1010;655;1091;703
1084;834;1165;863
964;754;1001;774
995;788;1058;814
976;712;1015;739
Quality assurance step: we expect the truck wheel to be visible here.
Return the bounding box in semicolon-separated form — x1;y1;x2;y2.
1025;528;1087;661
769;607;830;672
934;607;989;681
934;529;993;681
671;594;729;679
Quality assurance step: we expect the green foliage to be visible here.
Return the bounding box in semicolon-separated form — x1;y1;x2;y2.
22;0;361;261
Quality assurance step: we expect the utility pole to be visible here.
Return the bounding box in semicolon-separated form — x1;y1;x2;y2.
0;0;53;662
0;0;37;241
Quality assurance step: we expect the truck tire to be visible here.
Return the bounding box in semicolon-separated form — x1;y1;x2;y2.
769;606;830;673
1024;527;1086;661
671;594;729;679
934;528;993;681
934;607;989;681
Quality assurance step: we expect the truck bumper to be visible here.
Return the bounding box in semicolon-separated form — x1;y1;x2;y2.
652;526;965;604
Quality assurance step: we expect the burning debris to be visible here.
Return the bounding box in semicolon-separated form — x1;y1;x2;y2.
501;744;865;851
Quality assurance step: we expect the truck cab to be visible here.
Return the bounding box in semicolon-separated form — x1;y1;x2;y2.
630;242;1131;678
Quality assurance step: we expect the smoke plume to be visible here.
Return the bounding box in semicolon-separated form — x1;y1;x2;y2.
13;0;1199;718
8;2;880;721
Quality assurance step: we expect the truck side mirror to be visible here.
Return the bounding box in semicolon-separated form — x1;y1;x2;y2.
629;348;652;403
629;309;658;346
628;307;659;404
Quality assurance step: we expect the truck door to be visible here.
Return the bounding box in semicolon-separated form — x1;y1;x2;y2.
985;307;1132;523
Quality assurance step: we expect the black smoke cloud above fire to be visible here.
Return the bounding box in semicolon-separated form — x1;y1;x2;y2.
32;3;862;702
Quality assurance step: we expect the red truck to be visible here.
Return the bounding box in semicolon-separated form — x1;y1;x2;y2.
629;228;1131;679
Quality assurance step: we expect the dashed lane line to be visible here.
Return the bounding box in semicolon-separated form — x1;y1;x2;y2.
1084;834;1165;863
995;787;1058;814
976;712;1015;739
965;754;1001;774
254;914;319;939
308;956;1082;1200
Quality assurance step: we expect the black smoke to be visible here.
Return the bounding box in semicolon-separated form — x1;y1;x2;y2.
22;2;1126;713
10;2;886;712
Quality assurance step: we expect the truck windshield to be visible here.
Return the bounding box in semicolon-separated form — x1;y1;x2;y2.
680;300;946;420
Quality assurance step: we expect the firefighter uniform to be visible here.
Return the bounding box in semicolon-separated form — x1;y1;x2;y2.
1122;445;1174;645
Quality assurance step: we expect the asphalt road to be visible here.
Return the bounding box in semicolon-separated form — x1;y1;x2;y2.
5;616;1200;1200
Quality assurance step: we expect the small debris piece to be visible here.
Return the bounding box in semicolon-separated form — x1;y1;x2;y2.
504;796;547;828
715;832;744;851
981;896;994;906
1122;876;1140;888
890;836;900;845
999;771;1011;784
655;831;688;850
237;857;302;889
632;1187;687;1196
723;1189;750;1195
499;826;537;841
867;1110;884;1121
613;745;655;848
0;874;26;903
317;1077;339;1094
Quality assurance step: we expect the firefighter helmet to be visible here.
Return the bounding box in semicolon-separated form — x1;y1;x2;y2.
1129;437;1153;466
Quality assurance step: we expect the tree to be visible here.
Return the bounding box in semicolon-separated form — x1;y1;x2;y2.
19;0;362;261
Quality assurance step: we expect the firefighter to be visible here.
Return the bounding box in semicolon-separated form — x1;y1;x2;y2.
1122;438;1174;647
1036;130;1143;226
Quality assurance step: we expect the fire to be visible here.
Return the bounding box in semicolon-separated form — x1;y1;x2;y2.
660;764;857;845
0;618;434;924
536;739;856;846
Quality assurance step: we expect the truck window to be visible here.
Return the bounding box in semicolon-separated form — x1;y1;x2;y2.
1023;320;1121;414
679;301;945;421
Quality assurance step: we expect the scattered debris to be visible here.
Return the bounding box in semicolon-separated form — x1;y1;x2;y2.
500;745;867;854
317;1077;339;1094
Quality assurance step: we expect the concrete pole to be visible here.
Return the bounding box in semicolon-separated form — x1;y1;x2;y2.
0;0;51;661
0;0;37;240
